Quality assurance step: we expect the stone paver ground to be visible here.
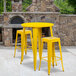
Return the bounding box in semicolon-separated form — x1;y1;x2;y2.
0;46;76;76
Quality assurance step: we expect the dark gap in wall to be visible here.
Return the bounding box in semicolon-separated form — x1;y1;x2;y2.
42;27;50;37
14;0;19;2
41;16;50;37
0;28;2;42
10;16;24;44
10;16;24;24
12;28;22;43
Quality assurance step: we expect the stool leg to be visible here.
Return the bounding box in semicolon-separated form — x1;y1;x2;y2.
20;34;24;64
54;51;57;66
58;40;64;71
48;42;52;75
25;35;27;55
52;43;57;66
14;32;18;58
52;43;54;67
39;41;43;71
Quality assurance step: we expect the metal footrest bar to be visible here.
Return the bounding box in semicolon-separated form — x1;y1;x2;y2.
16;47;21;50
41;56;61;62
42;58;48;62
56;56;60;58
42;56;48;58
56;59;61;61
16;46;32;50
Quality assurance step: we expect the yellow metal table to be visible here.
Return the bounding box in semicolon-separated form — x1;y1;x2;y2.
21;22;54;71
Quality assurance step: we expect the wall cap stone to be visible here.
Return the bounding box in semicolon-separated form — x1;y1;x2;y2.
0;24;3;27
3;12;60;14
0;14;3;16
60;14;76;17
3;24;23;28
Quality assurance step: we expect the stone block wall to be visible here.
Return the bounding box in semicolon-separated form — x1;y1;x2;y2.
12;0;22;12
27;0;59;12
1;12;76;46
59;15;76;46
0;15;3;24
3;12;59;46
2;28;12;46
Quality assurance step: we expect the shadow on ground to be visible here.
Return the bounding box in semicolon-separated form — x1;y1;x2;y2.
22;59;62;74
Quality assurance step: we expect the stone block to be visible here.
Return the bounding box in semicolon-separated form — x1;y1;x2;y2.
5;40;11;46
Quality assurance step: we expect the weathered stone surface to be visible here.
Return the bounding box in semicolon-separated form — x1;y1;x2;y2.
2;28;12;46
0;0;76;47
4;40;11;46
59;15;76;46
27;0;60;12
0;15;3;24
1;13;76;46
12;0;22;12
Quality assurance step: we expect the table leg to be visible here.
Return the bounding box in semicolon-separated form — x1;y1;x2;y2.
33;28;38;71
25;35;27;55
38;28;42;60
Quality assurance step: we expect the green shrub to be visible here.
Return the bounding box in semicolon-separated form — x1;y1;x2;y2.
6;0;12;12
0;0;4;14
68;0;76;13
54;0;74;14
0;0;75;14
22;0;32;12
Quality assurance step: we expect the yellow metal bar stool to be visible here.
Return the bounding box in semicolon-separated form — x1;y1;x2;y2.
39;27;64;75
14;29;32;58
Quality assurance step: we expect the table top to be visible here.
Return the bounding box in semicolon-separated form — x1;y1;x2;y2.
21;22;54;28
